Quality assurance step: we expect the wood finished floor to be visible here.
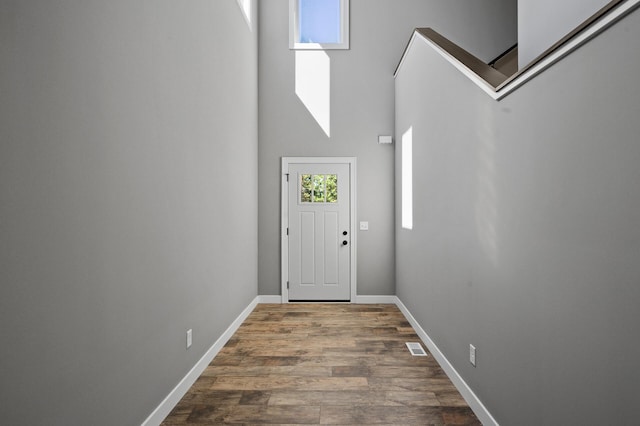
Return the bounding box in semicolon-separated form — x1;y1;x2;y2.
161;304;480;425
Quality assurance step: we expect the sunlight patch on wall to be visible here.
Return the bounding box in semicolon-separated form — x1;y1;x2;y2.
402;126;413;230
295;50;331;137
236;0;252;31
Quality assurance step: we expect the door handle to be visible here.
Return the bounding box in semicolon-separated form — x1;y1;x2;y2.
342;240;348;246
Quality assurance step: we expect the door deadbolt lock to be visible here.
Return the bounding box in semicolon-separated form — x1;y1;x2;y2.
343;231;348;236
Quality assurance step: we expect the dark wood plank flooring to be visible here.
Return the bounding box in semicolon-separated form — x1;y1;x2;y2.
161;304;480;425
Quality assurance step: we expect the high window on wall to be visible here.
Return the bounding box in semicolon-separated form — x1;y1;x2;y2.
289;0;350;50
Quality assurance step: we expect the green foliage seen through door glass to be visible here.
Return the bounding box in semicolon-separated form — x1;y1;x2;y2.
301;174;338;203
313;175;325;202
326;174;337;203
301;174;312;202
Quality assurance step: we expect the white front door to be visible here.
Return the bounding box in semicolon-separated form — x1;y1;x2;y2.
283;160;353;301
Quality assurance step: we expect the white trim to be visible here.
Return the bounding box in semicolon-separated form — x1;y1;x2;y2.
141;297;259;426
355;295;398;304
395;0;640;101
281;157;357;303
257;295;283;304
289;0;350;50
394;297;499;426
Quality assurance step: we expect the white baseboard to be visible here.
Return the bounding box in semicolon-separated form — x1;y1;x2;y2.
257;295;283;303
354;295;398;304
141;297;259;426
394;297;498;426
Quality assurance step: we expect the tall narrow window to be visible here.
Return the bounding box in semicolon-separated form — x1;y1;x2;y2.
289;0;350;50
402;127;413;230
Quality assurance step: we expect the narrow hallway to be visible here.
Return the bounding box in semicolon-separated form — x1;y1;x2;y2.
162;304;479;425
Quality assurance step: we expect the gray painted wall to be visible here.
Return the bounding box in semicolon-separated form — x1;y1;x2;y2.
395;8;640;425
518;0;610;67
0;1;258;424
258;0;517;296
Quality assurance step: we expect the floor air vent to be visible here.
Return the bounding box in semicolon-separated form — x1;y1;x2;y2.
406;342;428;356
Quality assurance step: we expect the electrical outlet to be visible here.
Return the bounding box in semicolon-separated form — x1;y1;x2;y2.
186;329;193;349
469;344;476;367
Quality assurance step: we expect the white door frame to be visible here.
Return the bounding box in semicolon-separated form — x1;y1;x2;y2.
281;157;357;303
